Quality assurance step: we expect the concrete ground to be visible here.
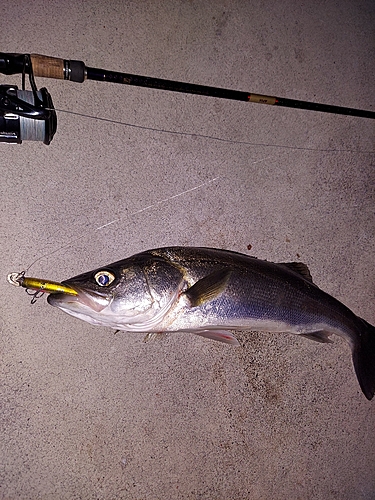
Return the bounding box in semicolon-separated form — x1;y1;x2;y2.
1;1;374;499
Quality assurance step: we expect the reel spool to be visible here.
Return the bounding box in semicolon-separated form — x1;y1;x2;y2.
0;85;56;144
0;54;57;144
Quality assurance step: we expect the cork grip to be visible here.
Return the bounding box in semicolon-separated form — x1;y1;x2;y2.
30;54;65;79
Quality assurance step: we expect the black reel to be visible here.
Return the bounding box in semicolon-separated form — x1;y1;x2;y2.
0;55;57;144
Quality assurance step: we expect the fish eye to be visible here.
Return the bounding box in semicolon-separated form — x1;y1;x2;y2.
94;270;115;287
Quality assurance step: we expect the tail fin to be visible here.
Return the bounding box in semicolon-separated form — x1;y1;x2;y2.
352;319;375;400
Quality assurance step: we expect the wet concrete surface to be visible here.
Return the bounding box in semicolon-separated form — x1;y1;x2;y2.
1;1;374;498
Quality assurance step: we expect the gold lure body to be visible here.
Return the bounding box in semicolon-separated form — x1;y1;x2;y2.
7;272;78;296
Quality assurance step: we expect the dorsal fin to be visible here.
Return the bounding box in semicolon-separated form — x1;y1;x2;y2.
280;262;313;282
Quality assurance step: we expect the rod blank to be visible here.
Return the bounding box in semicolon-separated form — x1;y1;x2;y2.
0;53;374;119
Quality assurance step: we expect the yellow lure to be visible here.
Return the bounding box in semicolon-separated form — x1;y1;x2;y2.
7;272;78;296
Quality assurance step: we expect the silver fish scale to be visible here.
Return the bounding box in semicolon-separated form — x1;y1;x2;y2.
148;247;360;337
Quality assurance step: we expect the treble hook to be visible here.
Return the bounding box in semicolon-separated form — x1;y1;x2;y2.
7;271;42;304
25;288;45;304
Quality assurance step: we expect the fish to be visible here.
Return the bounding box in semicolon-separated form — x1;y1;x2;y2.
41;246;374;400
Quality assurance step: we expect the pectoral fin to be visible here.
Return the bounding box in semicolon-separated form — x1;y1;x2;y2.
185;268;232;307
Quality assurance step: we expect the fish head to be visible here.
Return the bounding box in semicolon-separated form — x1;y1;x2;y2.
47;254;185;331
47;262;158;329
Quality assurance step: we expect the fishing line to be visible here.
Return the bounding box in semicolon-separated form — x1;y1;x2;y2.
3;52;373;274
24;176;222;273
52;107;375;155
20;98;375;274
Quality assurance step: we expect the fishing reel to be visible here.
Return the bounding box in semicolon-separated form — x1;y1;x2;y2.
0;54;56;144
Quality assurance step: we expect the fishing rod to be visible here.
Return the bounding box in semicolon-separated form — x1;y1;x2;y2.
0;52;374;144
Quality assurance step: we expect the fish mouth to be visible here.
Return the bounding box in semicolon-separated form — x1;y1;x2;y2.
47;284;111;313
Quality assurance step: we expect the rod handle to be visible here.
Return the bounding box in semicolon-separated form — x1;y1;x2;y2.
30;54;65;79
30;54;86;82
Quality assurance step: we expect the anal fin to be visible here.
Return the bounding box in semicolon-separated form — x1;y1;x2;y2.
300;331;333;344
191;329;240;346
